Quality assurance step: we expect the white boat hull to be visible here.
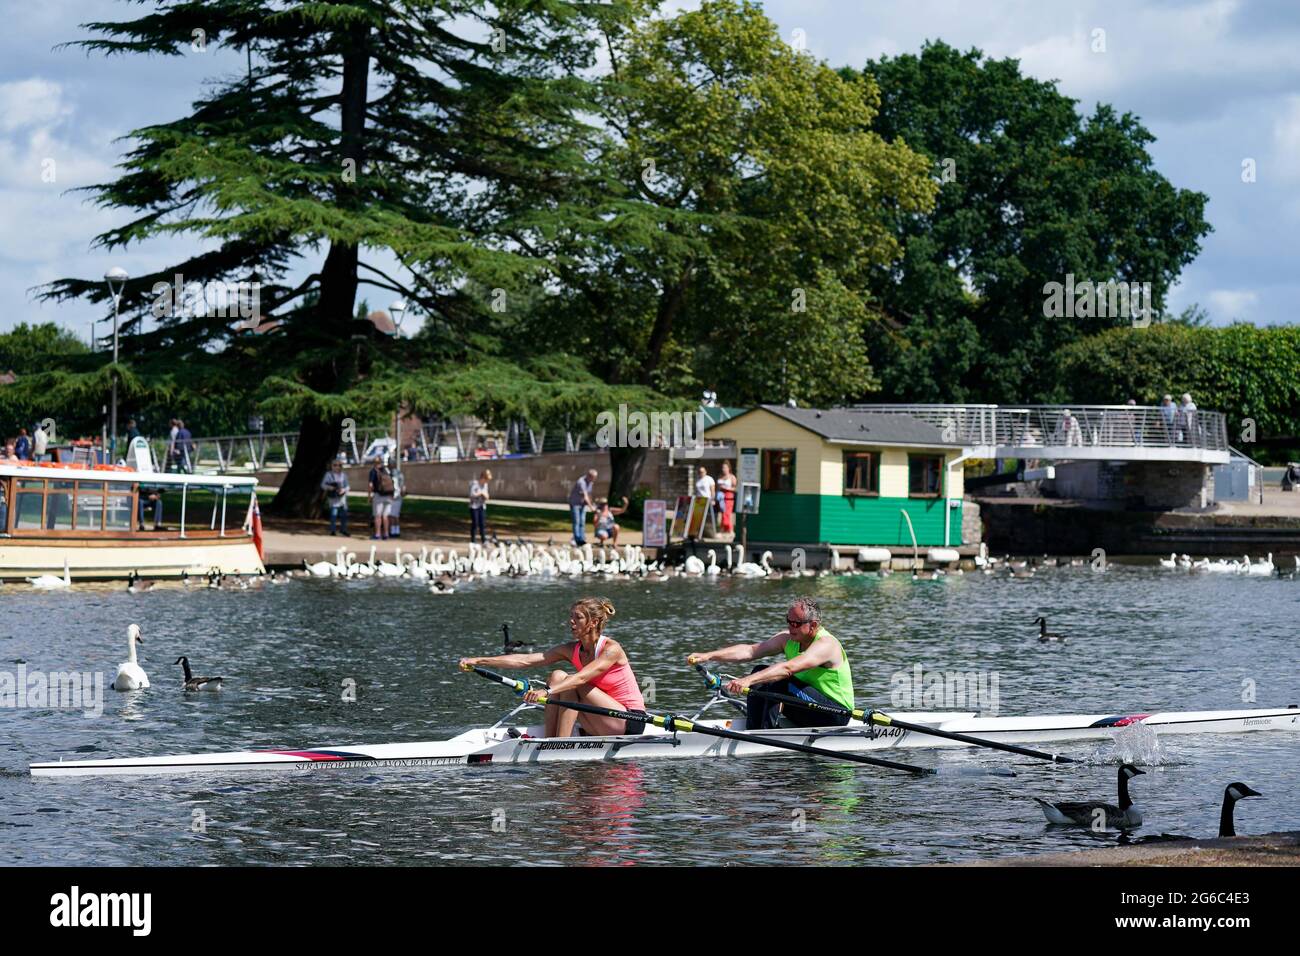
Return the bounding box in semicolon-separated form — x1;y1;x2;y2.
0;539;264;581
29;706;1299;778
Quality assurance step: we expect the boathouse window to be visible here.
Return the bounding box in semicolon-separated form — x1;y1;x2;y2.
908;455;943;497
843;451;879;495
762;450;796;492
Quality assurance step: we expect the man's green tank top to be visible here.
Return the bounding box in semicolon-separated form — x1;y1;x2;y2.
784;626;854;710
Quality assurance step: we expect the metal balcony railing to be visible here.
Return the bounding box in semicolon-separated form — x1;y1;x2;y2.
848;403;1229;458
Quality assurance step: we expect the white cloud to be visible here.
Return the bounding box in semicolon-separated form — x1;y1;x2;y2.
0;78;71;133
1206;288;1258;320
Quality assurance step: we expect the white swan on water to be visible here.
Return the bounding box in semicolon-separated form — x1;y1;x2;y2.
28;558;71;589
113;624;150;691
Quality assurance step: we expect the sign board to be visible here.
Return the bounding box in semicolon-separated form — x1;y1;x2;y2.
738;482;761;515
685;495;711;538
669;495;691;540
643;499;667;547
739;447;760;486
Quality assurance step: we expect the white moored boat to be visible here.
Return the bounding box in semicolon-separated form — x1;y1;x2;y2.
0;440;264;581
29;703;1299;778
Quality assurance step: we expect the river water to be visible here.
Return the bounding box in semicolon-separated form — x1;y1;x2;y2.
2;566;1296;866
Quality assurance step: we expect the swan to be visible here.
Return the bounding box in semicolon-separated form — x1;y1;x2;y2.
1245;553;1274;576
303;548;341;577
1176;553;1192;569
1158;552;1177;570
735;550;771;577
376;548;405;576
174;655;224;691
1034;764;1144;830
28;558;71;589
113;624;150;691
683;553;705;575
705;550;720;576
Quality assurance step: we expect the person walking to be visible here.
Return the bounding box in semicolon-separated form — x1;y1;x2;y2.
321;458;351;536
568;468;596;546
368;456;396;540
175;419;193;472
1160;394;1176;444
469;469;491;544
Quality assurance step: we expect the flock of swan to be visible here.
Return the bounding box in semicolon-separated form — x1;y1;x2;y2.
1156;552;1297;576
301;542;784;591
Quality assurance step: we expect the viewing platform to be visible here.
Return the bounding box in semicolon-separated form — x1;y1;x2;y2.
848;403;1230;464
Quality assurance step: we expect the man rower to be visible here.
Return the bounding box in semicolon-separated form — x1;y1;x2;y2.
459;597;648;737
688;598;853;729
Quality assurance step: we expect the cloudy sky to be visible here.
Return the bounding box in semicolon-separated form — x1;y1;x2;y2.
2;0;1297;340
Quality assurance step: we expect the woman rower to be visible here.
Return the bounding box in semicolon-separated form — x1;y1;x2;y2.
459;597;648;738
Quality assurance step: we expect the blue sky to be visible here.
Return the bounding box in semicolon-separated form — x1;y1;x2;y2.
2;0;1298;341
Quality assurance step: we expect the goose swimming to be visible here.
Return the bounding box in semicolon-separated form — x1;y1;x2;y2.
113;624;150;691
174;656;224;691
1034;764;1144;830
126;570;154;593
1034;616;1067;643
1217;782;1262;837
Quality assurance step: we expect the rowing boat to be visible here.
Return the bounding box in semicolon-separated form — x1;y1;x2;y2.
29;703;1299;778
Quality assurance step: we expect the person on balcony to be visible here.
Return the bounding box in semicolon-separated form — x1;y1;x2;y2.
1160;395;1177;443
1057;409;1082;446
1179;393;1198;445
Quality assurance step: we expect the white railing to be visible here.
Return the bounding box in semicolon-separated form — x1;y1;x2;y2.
849;403;1229;454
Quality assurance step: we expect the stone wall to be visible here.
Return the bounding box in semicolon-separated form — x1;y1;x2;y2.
1046;460;1209;509
257;449;673;504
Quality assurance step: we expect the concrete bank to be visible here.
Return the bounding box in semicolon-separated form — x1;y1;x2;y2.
960;831;1300;867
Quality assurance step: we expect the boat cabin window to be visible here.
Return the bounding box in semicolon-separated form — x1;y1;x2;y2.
7;476;139;534
46;480;74;530
106;482;133;531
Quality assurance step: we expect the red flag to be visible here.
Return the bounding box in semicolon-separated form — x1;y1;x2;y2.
250;496;264;563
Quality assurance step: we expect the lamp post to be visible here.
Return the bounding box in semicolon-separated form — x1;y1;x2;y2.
104;266;129;461
389;299;407;473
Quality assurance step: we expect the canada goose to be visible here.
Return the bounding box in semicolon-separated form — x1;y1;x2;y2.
112;624;150;691
174;656;224;691
502;624;534;653
1218;782;1262;837
126;570;154;593
912;568;944;581
1034;616;1067;643
27;558;71;589
1009;565;1035;579
1034;764;1144;830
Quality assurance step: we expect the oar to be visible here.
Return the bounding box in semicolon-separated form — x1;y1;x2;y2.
692;665;1076;764
463;665;1013;778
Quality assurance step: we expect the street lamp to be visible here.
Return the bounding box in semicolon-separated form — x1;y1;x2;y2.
388;299;407;473
104;266;129;462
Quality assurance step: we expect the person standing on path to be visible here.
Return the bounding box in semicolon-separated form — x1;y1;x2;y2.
321;458;351;536
716;460;736;533
569;468;596;546
369;457;396;540
469;469;491;544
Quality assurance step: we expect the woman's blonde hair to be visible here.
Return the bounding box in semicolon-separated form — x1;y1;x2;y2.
570;597;616;634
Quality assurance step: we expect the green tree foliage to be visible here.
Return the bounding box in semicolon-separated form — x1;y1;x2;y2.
37;0;641;514
0;323;89;374
852;42;1212;403
1058;323;1300;456
509;0;935;406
